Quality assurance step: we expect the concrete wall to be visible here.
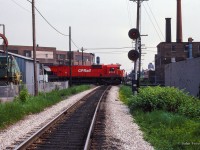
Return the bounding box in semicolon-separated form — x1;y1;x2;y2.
165;57;200;97
38;81;69;93
0;81;69;101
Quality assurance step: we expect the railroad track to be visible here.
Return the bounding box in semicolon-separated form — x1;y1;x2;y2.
89;92;108;149
88;86;119;149
14;85;110;150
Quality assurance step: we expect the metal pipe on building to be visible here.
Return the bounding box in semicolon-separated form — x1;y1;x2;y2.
177;0;183;43
188;37;193;59
165;18;172;43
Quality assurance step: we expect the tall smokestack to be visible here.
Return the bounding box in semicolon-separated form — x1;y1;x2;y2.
165;18;171;43
177;0;183;42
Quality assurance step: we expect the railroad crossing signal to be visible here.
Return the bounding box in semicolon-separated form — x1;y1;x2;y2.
128;28;140;40
128;50;140;61
128;28;140;95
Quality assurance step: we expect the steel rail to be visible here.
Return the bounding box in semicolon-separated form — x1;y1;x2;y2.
14;86;99;150
84;86;110;150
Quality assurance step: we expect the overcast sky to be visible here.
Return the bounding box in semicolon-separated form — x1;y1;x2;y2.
0;0;200;73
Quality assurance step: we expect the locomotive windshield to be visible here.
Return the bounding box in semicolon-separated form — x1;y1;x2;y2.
110;68;115;72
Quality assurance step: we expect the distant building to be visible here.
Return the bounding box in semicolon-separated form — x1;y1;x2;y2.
148;62;155;70
141;69;156;84
0;45;95;66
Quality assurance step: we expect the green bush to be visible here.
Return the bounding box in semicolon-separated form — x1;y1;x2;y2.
16;85;30;103
127;86;200;118
119;85;200;150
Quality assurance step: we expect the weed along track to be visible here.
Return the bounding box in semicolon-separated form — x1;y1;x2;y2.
14;85;110;150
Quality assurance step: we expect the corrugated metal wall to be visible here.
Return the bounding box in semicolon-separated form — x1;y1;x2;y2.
13;55;40;94
15;57;26;82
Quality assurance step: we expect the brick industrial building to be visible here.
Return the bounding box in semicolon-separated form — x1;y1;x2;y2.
155;0;200;84
155;41;200;84
0;45;95;66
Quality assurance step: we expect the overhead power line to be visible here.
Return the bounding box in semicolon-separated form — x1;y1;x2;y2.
10;0;31;13
85;46;156;50
71;39;80;50
85;47;133;50
26;0;82;50
26;0;68;37
142;3;163;41
125;0;133;28
35;7;69;36
9;0;82;50
145;2;164;40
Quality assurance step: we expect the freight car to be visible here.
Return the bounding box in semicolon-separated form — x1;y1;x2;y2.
47;64;125;85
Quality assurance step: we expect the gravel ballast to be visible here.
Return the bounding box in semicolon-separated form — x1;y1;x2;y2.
105;86;154;150
0;86;154;150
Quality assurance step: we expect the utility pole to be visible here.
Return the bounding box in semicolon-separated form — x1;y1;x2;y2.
81;47;84;65
69;26;72;87
130;0;148;91
32;0;38;96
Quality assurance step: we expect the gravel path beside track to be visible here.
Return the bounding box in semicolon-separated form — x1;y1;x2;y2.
0;86;154;150
105;86;154;150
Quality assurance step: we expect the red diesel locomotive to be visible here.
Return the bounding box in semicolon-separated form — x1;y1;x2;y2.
47;64;125;85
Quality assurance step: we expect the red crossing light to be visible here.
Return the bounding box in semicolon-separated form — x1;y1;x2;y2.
128;50;140;61
128;28;140;40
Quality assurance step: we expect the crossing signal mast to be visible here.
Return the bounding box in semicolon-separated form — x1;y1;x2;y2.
128;28;140;94
128;0;148;94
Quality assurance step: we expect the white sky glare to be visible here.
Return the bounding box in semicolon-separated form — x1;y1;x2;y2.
0;0;200;73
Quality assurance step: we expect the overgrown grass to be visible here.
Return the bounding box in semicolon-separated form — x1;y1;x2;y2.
0;85;91;130
119;85;200;150
122;86;200;118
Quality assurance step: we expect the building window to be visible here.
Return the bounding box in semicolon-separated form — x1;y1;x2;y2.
57;54;65;59
24;50;31;57
60;54;65;59
171;45;176;52
8;50;18;54
75;55;82;61
56;54;59;59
